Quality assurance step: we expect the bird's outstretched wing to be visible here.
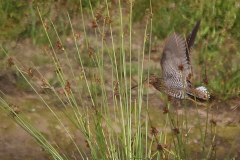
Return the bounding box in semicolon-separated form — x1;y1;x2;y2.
161;33;190;99
186;20;201;59
160;20;201;99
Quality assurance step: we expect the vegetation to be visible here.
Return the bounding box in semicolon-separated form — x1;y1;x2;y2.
0;0;240;159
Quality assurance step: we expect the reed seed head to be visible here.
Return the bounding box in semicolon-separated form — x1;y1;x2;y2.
178;64;184;71
7;57;14;67
150;126;159;136
157;144;163;151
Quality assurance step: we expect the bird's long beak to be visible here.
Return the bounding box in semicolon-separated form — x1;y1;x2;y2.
131;77;148;90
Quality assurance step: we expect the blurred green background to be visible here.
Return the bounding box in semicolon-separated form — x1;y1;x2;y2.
0;0;240;99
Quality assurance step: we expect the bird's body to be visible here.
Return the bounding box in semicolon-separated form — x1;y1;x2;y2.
146;20;209;100
148;74;209;100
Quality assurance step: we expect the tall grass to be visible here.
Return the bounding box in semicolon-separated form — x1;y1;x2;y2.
0;0;239;159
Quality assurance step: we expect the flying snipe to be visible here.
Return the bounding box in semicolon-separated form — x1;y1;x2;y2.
139;20;209;100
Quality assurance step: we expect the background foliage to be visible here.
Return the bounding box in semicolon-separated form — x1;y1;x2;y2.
1;0;240;99
0;0;240;159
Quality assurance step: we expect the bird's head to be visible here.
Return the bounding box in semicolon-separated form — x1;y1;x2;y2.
131;74;160;90
146;74;159;85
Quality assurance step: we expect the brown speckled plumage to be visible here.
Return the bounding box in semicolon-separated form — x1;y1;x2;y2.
144;20;209;100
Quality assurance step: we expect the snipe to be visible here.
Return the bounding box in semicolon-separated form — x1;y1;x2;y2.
135;20;210;100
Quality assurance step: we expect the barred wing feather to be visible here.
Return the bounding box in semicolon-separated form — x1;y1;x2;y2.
161;33;191;99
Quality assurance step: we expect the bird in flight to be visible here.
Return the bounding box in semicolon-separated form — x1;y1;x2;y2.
133;20;210;100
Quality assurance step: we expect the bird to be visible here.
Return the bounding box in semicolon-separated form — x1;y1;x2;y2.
134;20;210;100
